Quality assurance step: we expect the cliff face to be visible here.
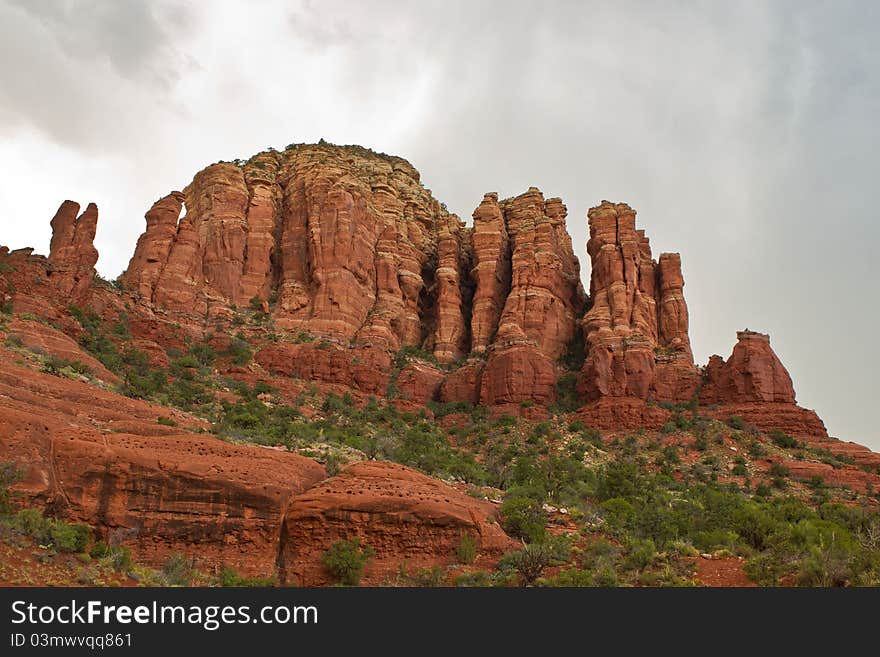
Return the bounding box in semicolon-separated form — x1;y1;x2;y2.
123;145;471;360
469;188;587;405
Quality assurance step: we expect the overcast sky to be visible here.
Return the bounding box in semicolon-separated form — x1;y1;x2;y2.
0;0;877;450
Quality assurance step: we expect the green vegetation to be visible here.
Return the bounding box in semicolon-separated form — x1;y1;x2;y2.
0;462;21;514
456;534;477;564
11;508;91;553
9;305;879;588
321;539;375;585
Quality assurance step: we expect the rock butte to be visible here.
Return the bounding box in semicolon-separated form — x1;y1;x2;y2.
1;141;877;581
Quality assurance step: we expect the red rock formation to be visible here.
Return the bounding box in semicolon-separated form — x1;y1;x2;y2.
439;359;485;405
427;218;471;362
254;342;391;396
471;188;586;405
479;345;556;406
492;189;584;360
469;193;510;354
47;200;99;302
700;330;796;404
0;353;325;577
124;145;471;357
578;201;697;403
279;461;515;585
396;361;445;404
574;397;672;431
239;153;282;303
122;192;185;301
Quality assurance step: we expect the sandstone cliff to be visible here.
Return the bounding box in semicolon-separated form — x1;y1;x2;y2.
578;201;698;403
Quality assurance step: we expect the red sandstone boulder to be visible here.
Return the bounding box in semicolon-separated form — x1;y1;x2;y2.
279;461;515;585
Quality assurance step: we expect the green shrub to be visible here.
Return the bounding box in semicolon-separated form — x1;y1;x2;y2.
769;430;799;449
49;522;91;552
769;462;790;478
500;495;547;543
748;441;766;459
0;461;21;514
14;510;91;552
321;539;375;585
224;337;253;366
755;482;772;498
162;553;195;586
453;570;499;587
500;540;567;586
217;566;276;587
552;372;580;412
157;416;177;427
89;541;110;559
727;416;746;430
408;566;445;587
547;568;594;587
189;344;216;368
105;546;133;572
456;534;477;564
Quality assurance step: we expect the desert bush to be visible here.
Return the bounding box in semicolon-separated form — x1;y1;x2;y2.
162;553;195;586
0;461;21;514
321;539;375;585
769;430;799;449
217;566;276;587
499;495;547;543
456;534;477;564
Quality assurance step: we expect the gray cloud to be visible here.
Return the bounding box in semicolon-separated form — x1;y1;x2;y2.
0;0;877;450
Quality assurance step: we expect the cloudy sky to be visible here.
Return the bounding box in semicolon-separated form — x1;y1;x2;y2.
1;0;877;449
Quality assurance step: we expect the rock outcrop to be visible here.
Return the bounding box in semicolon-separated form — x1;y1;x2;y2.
468;188;586;405
123;192;186;301
0;353;325;577
279;461;515;585
123;145;472;357
700;330;795;404
578;201;698;403
47;200;99;303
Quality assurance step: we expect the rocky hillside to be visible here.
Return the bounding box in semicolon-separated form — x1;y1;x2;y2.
1;141;878;586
